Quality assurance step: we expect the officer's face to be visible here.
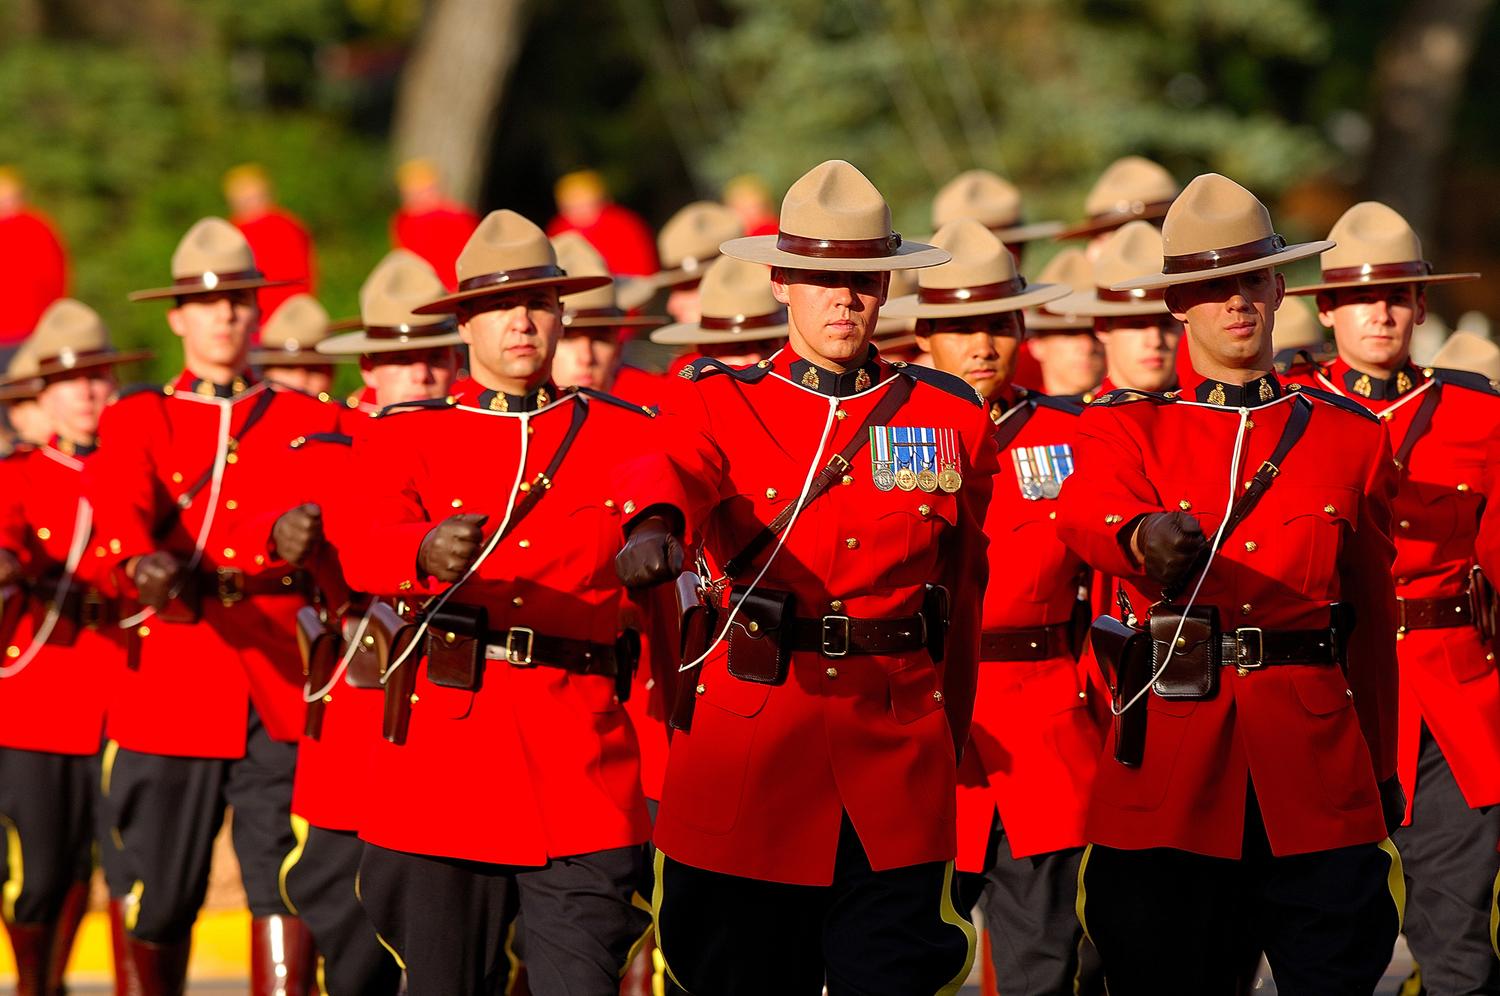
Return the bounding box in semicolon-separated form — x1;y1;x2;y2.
772;268;888;368
4;399;51;446
460;288;563;390
262;365;335;397
1026;331;1105;396
551;328;621;391
915;313;1022;400
360;347;457;406
1167;267;1282;373
39;371;112;443
1095;315;1182;392
1318;284;1425;372
168;290;258;372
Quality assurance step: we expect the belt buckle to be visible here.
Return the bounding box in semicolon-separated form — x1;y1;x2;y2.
216;567;245;606
1234;627;1264;671
506;627;536;666
81;589;105;629
821;615;850;658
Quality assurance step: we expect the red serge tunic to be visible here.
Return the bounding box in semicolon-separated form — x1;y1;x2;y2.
84;375;340;758
0;443;121;754
1056;377;1399;858
622;351;997;885
341;382;654;865
234;208;315;320
956;388;1102;870
1287;359;1500;816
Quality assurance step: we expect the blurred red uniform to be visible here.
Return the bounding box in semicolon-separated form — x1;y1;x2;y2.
547;203;658;278
234;209;315;319
0;208;67;346
392;204;479;291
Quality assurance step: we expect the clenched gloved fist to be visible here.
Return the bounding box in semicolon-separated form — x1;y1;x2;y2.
133;551;185;610
1132;511;1208;589
615;514;684;589
272;504;323;566
1378;775;1407;835
0;549;20;588
418;513;488;583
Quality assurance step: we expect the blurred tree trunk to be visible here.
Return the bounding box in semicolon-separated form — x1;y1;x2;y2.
1365;0;1494;238
392;0;532;207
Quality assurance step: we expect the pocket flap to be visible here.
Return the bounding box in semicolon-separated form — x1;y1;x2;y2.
889;660;943;724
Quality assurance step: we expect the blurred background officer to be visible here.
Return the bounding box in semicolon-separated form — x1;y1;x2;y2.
391;158;479;291
0;167;68;369
224;163;316;321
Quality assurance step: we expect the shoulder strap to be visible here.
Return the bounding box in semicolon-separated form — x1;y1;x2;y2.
722;375;915;580
487;396;591;547
152;387;277;541
991;398;1039;451
1392;381;1442;470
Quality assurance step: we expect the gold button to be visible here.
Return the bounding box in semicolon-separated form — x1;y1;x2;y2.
322;694;333;704
36;527;51;540
225;499;238;510
1243;541;1257;552
451;499;463;508
1324;505;1337;515
1396;577;1408;586
622;500;636;515
766;488;778;500
748;621;760;634
840;475;854;486
918;504;931;517
1289;383;1301;391
932;690;944;702
1048;511;1057;520
757;360;771;368
1104;514;1123;525
825;667;839;679
4;646;18;659
399;580;413;591
835;409;848;421
604;499;616;508
254;554;265;566
409;694;419;705
1246;419;1255;429
280;576;293;587
137;626;150;637
1458;483;1470;492
443;631;456;644
1175;637;1187;648
1241;604;1252;616
363;635;376;647
1178;500;1191;511
1399;520;1410;530
830;600;843;612
518;539;531;548
94;547;106;558
519;482;531;493
695;683;706;695
171;472;184;484
109;539;122;554
222;547;236;559
845;537;859;549
512;596;524;607
226;453;238;465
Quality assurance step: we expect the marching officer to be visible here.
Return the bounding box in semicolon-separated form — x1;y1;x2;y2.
0;301;147;996
931;169;1063;269
884;219;1104;994
1;343;53;451
615;159;998;994
1065;221;1183;395
550;231;666;394
1282;201;1500;994
652;201;745;326
1055;155;1180;259
343;210;656;995
248;292;342;399
1023;249;1105;400
85;217;340;994
649;255;791;372
1056;173;1405;993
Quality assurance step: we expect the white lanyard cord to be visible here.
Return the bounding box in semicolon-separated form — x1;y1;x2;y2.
303;606;374;703
1;497;94;679
1111;406;1251;716
678;394;841;673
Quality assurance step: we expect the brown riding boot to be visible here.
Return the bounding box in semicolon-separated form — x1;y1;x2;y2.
4;919;50;996
250;914;318;996
42;880;89;994
106;899;144;996
124;932;191;996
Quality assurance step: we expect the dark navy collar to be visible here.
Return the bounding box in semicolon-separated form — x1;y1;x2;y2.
787;355;883;398
1342;363;1419;401
1193;373;1282;407
475;382;557;413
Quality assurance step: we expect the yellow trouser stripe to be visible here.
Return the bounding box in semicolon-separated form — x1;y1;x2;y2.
355;867;406;972
503;919;522;995
649;849;687;992
315;954;328;996
1;814;22;924
277;814;311;916
936;859;977;996
1489;864;1498;958
620;889;653;980
100;739;119;798
1378;837;1406;933
124;879;144;933
1075;843;1093;946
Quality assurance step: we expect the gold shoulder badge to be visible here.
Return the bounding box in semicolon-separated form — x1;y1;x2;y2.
1207;383;1227;406
854;369;871;392
678;366;696;380
1258;379;1274;402
1395;371;1412;394
1353;373;1372;397
1094;392;1114;404
800;367;821;390
489;393;509;412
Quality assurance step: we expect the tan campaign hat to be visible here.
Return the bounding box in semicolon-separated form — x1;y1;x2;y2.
1271;297;1325;352
249;294;344;366
414;209;613;314
1286;201;1479;296
552;233;666;330
1110;173;1333;292
1057;156;1180;241
1026;249;1096;332
882;219;1069;320
932;170;1063;244
654;202;744;289
0;342;41;401
1430;331;1500;382
318;250;464;356
721;160;949;272
7;299;151;383
650;257;789;346
1052;221;1174;318
129;217;290;302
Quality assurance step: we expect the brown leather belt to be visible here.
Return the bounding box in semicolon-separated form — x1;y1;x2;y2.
197;567;309;606
1215;627;1340;669
980;622;1070;662
482;627;618;677
32;578;117;628
1396;594;1472;632
784;613;928;658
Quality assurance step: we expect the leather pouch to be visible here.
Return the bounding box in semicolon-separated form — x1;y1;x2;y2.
671;571;717;732
342;611;384;689
726;585;794;686
1150;605;1219;700
922;584;949;664
297;606;341;739
425;602;487;691
1090;614;1152;766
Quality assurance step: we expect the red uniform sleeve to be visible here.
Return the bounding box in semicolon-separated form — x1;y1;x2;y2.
1476;433;1500;581
340;416;443;597
1056;406;1163;582
940;403;997;751
85;397;167;581
1342;430;1400;782
618;383;726;547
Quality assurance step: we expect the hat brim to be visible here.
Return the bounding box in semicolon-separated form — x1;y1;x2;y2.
1025;306;1094;332
719;235;951;272
411;274;613;315
1055;206;1172;242
32;349;154;380
315;329;466;356
249;348;351;367
615;278;659;311
1044;289;1172;318
652;262;718;290
991;220;1066;244
1285;271;1480;296
880;282;1071;320
0;379;42;400
128;277;292;302
1110;240;1335;292
649;321;789;346
563;313;668;330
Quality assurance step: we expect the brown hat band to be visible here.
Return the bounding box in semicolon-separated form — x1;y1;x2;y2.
567;307;624;320
775;232;903;259
38;347;115;370
918;276;1027;305
1090;199;1175;225
1321;260;1433;283
457;264;567;293
699;310;786;331
1162;234;1287;274
173;268;262;288
1098;286;1167;303
364;319;458;340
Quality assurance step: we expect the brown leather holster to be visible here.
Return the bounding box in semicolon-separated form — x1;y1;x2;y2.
297;606;341;740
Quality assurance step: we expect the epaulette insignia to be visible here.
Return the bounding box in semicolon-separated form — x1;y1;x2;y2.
1273;347;1321;376
1430;366;1500;396
375;395;459;418
680;357;774;384
892;363;984;407
1090;388;1173;406
572;386;658;417
1295;386;1381;422
290;431;353;450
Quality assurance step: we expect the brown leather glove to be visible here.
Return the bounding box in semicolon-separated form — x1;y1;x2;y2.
418;513;488;583
614;513;685;589
0;549;20;588
133;551;185;610
1132;511;1208;589
272;504;323;566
